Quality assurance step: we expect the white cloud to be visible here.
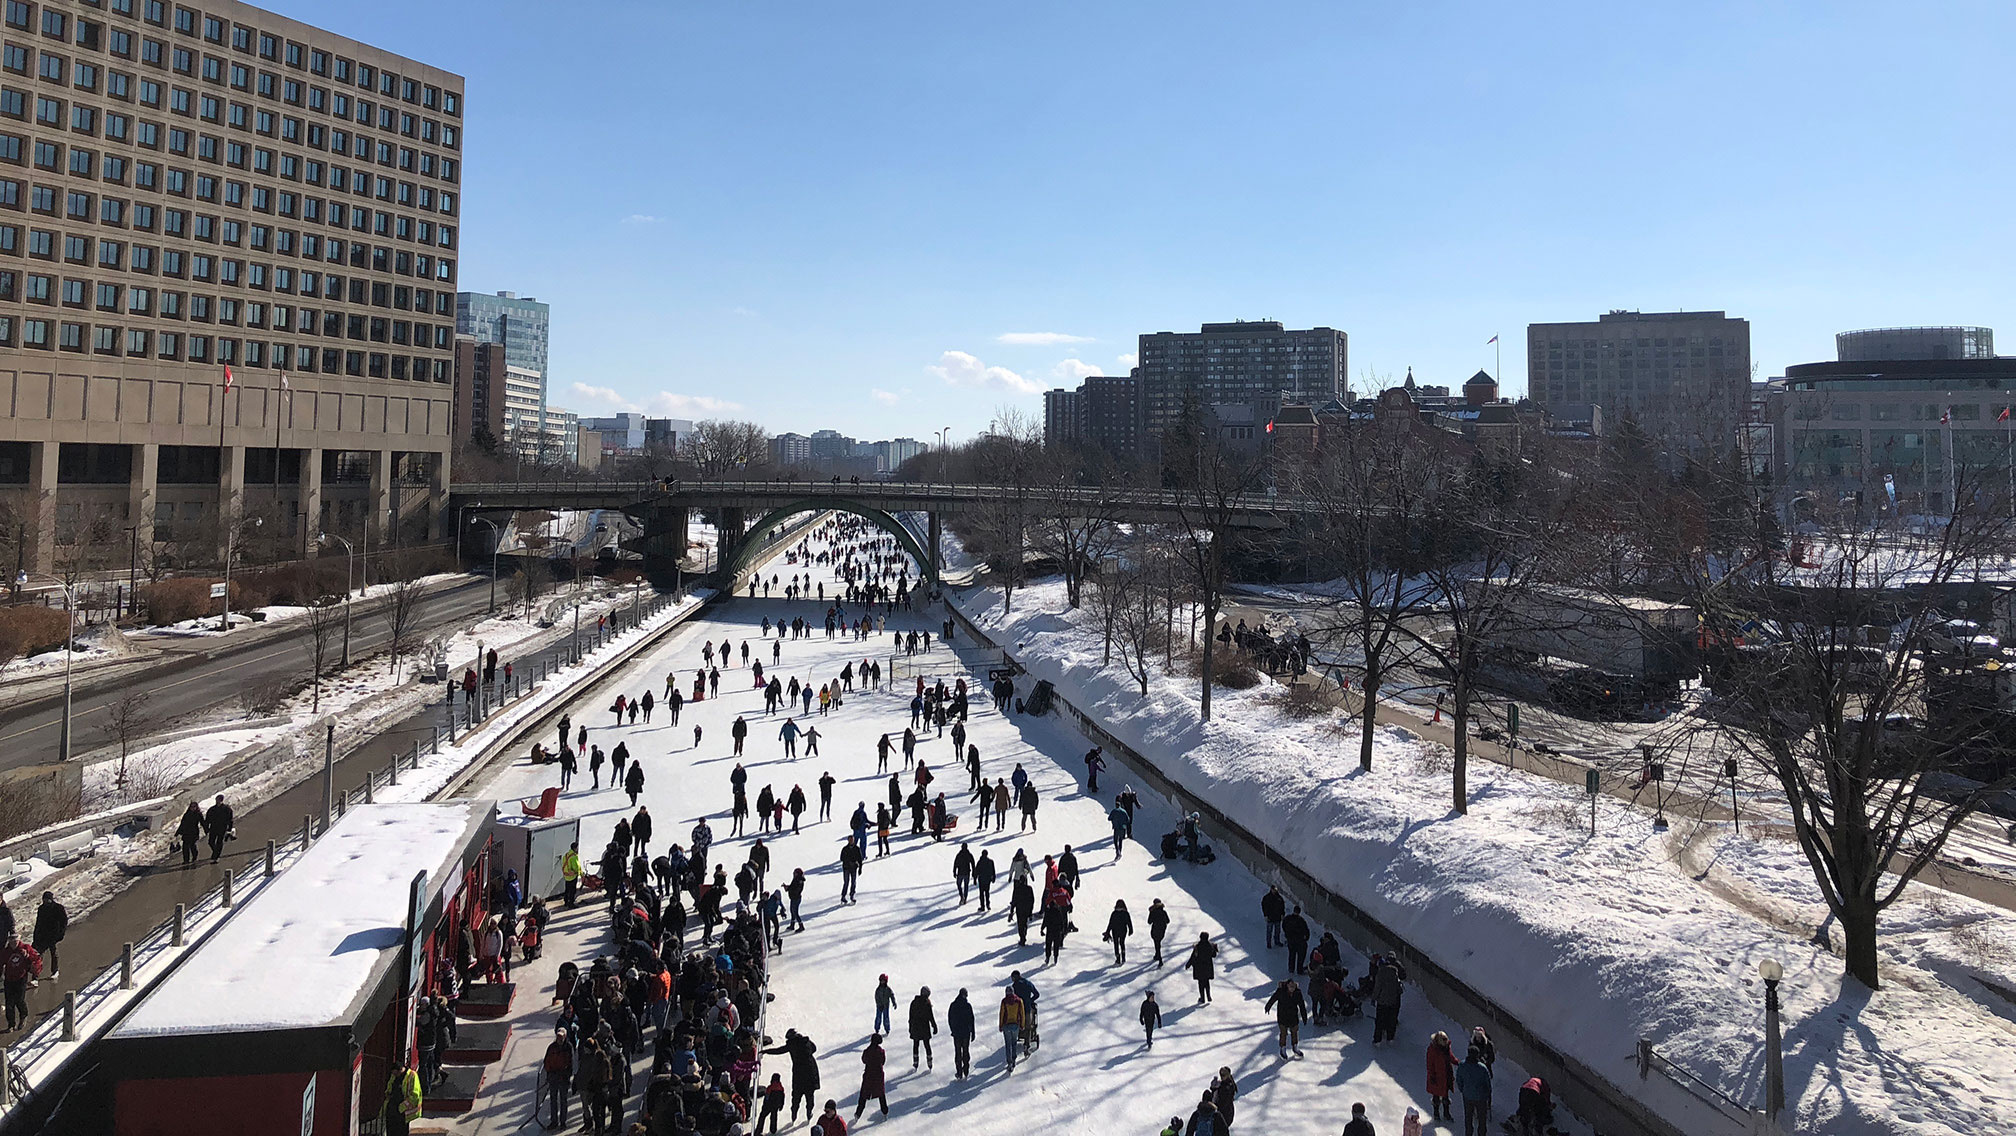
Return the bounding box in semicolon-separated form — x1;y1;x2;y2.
925;350;1044;395
620;214;662;225
996;332;1093;346
1116;352;1138;370
1052;358;1103;382
871;388;901;406
569;382;741;416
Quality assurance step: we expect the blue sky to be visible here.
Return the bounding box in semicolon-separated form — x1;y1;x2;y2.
296;0;2016;441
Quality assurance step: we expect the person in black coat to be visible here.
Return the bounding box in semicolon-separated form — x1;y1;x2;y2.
973;851;997;912
760;1029;821;1122
1186;933;1218;1004
946;989;976;1079
1105;900;1133;965
1282;904;1312;975
1147;898;1171;964
1139;990;1162;1048
1011;878;1036;946
1263;978;1308;1058
32;892;66;978
1260;884;1287;948
907;987;937;1070
951;844;975;905
201;794;233;863
175;801;204;866
1041;902;1072;966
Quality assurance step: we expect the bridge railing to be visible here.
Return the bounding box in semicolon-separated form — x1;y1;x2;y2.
449;479;1304;517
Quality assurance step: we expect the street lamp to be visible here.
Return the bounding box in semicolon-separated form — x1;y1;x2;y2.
936;427;950;482
220;516;264;632
318;532;355;668
16;570;76;762
1759;958;1785;1124
472;516;502;614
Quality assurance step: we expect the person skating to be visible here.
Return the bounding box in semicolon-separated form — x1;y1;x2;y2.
814;1099;847;1136
731;715;748;757
973;850;996;912
820;772;837;821
1426;1030;1459;1123
991;779;1011;831
1371;954;1404;1044
631;806;653;858
31;891;65;979
1185;1095;1222;1136
849;803;870;857
998;990;1027;1074
1084;746;1105;792
1283;903;1311;975
907;986;937;1070
1343;1101;1376;1136
1139;989;1161;1048
874;804;892;858
1186;933;1218;1004
1041;899;1071;966
761;1028;823;1123
876;733;892;773
755;1072;786;1135
805;725;821;758
1105;900;1133;965
1017;780;1039;831
624;760;646;807
1263;977;1308;1058
1455;1046;1493;1136
951;843;974;905
1057;845;1080;892
787;785;808;833
872;974;896;1035
1010;877;1036;946
779;716;800;759
756;785;777;834
1147;898;1170;964
589;745;605;791
851;1033;888;1120
1109;801;1131;860
1260;884;1287;948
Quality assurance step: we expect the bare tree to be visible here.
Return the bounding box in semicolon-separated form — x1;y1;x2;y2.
303;591;342;711
1163;428;1273;722
382;573;432;682
1030;464;1125;609
1106;536;1165;696
966;408;1045;614
684;420;772;476
98;689;154;795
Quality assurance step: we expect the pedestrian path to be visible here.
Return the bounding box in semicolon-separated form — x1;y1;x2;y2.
451;521;1576;1135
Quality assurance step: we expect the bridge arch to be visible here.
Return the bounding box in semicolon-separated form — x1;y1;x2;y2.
723;499;936;586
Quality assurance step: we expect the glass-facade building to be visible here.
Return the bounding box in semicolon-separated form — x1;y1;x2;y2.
454;288;546;377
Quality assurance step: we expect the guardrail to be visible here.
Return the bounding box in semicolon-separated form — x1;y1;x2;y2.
452;478;1303;520
1636;1038;1775;1134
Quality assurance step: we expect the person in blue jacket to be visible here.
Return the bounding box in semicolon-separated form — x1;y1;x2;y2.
1109;803;1133;860
1454;1044;1494;1136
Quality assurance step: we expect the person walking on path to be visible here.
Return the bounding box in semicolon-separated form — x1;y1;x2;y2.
873;975;897;1035
175;801;203;866
202;794;234;864
1263;977;1308;1058
1425;1031;1459;1123
952;843;975;905
624;761;646;807
1455;1046;1494;1136
1147;898;1170;964
974;850;996;912
998;990;1027;1074
1139;989;1162;1049
947;989;975;1079
1283;903;1312;975
851;1033;888;1121
1186;933;1218;1004
908;986;938;1070
1084;746;1105;792
32;891;65;978
1260;885;1287;948
1372;954;1406;1044
1;933;42;1030
1105;900;1133;965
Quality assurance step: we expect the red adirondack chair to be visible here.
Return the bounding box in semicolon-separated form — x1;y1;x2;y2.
520;787;560;819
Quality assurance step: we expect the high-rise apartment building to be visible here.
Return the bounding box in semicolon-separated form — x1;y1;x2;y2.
1044;374;1144;462
1135;321;1348;448
1527;310;1751;449
450;335;503;445
1042;386;1081;449
769;431;810;467
454;289;545;377
0;0;465;573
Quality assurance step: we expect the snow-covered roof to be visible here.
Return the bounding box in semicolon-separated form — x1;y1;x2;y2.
110;801;493;1037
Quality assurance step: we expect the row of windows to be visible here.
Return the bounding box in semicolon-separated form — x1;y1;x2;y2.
0;269;451;342
1536;337;1733;350
0;313;445;379
0;172;456;251
0;46;460;156
0;220;457;287
4;0;460;117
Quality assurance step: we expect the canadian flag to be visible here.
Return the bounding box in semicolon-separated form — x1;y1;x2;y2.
222;365;233;393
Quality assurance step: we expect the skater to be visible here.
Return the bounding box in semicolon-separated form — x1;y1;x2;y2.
1426;1031;1459;1124
974;850;996;912
850;803;870;857
1186;933;1218;1004
632;806;653;858
624;761;645;807
907;987;937;1070
805;725;821;757
1455;1046;1494;1136
589;745;605;790
1139;989;1161;1049
732;716;749;757
1041;895;1071;965
1084;746;1105;792
1011;877;1036;946
787;785;808;833
947;989;975;1079
876;733;893;773
1371;954;1405;1044
992;779;1010;831
852;1033;888;1120
873;974;897;1035
952;843;975;905
839;840;863;904
1105;899;1133;965
820;772;837;821
1147;898;1170;964
779;717;800;758
1344;1102;1376;1136
641;690;654;722
1261;884;1287;948
1110;800;1131;859
1283;903;1311;975
787;867;807;931
759;1029;822;1124
998;989;1027;1074
1264;977;1308;1058
1017;780;1039;831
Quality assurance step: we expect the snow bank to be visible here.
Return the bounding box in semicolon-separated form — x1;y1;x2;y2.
956;578;2016;1136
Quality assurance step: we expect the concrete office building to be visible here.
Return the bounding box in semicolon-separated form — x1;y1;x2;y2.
1044;374;1144;462
1136;321;1348;445
1772;327;2016;517
769;430;809;467
580;412;644;451
0;0;465;574
1527;310;1750;450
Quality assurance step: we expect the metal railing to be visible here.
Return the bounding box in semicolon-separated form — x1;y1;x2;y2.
451;478;1302;520
1636;1038;1774;1133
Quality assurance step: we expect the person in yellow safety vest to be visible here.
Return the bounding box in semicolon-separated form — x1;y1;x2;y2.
561;842;583;908
382;1062;423;1136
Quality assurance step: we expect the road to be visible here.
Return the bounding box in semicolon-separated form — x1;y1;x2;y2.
0;579;495;772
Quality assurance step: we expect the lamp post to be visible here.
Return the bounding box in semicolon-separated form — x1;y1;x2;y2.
16;570;76;761
1759;957;1785;1125
571;601;582;664
122;523;138;620
936;428;949;482
220;516;263;632
472;517;501;613
318;532;355;668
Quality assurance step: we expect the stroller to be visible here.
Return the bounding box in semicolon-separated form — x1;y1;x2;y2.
1020;1003;1040;1056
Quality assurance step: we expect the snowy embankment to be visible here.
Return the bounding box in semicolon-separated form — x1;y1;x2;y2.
954;577;2016;1136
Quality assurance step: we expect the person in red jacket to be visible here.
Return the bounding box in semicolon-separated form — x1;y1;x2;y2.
851;1033;887;1120
2;933;43;1031
813;1099;848;1136
1426;1030;1459;1122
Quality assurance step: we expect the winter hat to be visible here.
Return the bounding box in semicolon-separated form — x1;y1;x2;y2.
879;974;889;982
1405;1108;1420;1120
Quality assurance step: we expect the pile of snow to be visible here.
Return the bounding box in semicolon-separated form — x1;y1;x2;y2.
956;577;2016;1136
